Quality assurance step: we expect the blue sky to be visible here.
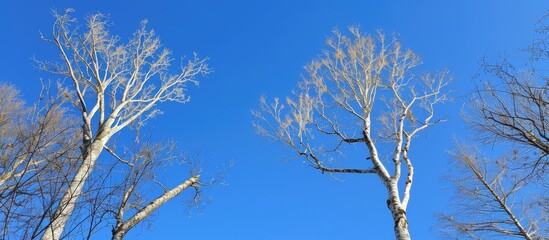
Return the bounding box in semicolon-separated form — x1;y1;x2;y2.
1;1;547;239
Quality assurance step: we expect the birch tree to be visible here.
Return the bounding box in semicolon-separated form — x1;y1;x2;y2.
35;9;210;239
253;27;450;240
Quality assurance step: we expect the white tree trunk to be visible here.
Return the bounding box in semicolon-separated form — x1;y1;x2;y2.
367;120;412;240
111;176;199;240
41;134;110;240
386;181;411;240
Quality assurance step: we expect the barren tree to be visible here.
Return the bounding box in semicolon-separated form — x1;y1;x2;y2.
440;14;549;240
0;83;81;239
34;9;210;239
253;27;450;240
440;145;547;239
471;59;548;180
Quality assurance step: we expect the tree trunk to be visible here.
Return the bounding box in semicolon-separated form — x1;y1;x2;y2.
386;183;411;240
111;176;199;240
41;135;109;240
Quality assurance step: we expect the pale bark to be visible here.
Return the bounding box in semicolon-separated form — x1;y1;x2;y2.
0;154;29;190
366;117;411;239
464;156;532;240
41;132;111;240
386;182;411;240
440;146;543;239
253;27;448;239
111;176;199;240
38;9;209;239
0;83;80;239
0;84;37;191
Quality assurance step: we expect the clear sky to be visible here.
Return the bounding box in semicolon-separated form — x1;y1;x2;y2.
0;1;547;239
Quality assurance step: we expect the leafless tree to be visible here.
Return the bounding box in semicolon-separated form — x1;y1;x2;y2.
253;27;450;240
439;14;549;240
0;83;81;239
32;9;210;239
471;58;548;180
439;145;547;240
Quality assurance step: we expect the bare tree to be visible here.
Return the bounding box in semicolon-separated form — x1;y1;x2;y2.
0;83;81;239
253;27;450;240
439;145;547;239
440;14;549;240
33;9;210;239
471;58;548;180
